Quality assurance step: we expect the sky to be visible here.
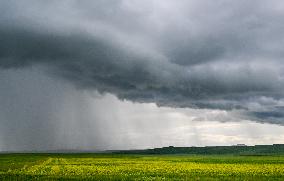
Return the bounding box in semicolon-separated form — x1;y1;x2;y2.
0;0;284;151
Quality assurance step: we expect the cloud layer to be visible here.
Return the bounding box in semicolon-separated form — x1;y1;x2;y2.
1;0;284;124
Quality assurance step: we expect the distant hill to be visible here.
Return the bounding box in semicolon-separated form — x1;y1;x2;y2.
113;144;284;155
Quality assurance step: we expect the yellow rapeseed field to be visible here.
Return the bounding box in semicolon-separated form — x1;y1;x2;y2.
1;154;284;180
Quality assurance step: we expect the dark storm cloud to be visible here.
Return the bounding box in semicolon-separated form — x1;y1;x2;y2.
1;0;284;124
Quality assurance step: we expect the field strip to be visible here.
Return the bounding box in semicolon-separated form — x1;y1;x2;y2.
22;157;54;175
1;155;284;180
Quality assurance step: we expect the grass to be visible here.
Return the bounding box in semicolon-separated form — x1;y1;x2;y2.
0;153;284;180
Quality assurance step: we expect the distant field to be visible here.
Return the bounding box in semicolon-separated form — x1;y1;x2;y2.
1;154;284;180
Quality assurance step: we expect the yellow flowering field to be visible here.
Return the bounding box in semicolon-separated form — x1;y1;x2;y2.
0;154;284;180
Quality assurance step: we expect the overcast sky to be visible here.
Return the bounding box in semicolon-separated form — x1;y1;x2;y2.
0;0;284;151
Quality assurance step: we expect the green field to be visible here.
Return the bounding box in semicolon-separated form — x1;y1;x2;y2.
1;154;284;180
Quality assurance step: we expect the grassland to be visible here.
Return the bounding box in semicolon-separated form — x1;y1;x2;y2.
0;153;284;180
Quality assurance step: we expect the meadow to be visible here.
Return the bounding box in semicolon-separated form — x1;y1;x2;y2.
0;153;284;180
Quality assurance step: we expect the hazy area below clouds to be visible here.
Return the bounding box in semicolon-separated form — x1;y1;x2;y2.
0;68;283;151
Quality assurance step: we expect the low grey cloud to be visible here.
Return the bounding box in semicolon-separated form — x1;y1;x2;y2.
1;0;284;125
